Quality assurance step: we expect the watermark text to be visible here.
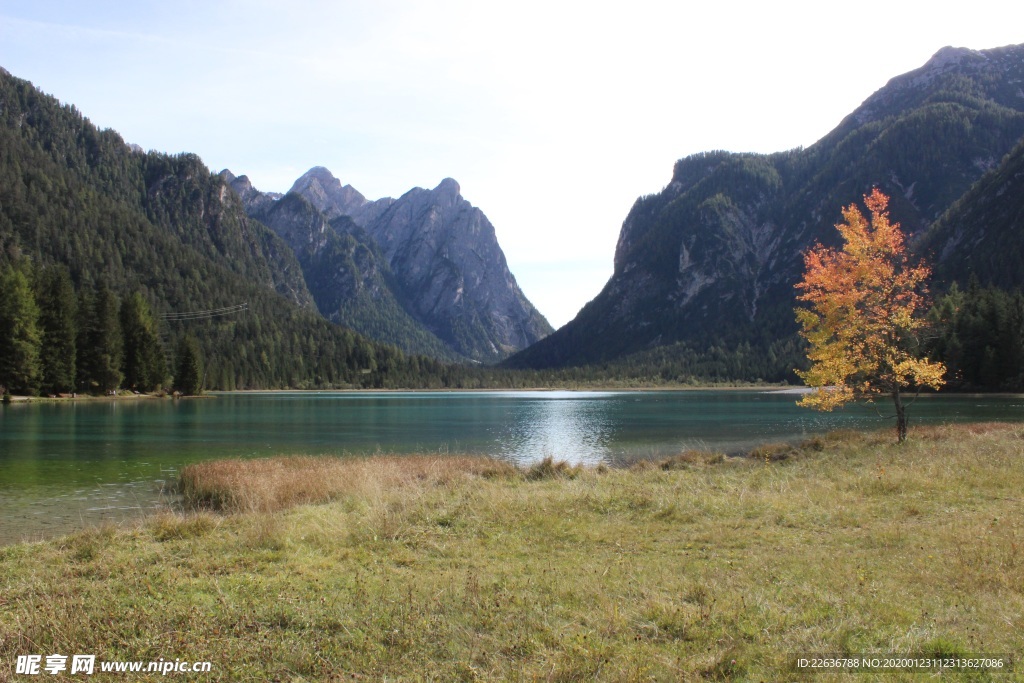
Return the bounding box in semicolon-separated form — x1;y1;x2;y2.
15;654;212;676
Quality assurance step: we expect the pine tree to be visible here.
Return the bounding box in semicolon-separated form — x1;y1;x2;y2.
927;283;1024;391
173;334;203;395
0;266;42;395
120;292;167;392
36;266;77;394
77;283;123;394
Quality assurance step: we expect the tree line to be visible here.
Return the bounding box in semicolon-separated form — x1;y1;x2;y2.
0;263;203;397
926;279;1024;391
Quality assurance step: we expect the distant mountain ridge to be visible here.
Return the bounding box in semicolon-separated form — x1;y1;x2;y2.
226;168;552;361
0;67;450;390
507;43;1024;376
224;172;460;361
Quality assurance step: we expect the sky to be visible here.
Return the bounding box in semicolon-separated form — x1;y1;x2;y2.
1;1;1022;328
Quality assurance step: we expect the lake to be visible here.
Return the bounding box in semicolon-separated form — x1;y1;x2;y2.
1;389;1021;544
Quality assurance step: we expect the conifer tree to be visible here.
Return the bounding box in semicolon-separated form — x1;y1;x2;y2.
77;283;123;394
174;334;203;395
927;283;1024;390
0;266;42;395
120;292;167;392
36;266;78;394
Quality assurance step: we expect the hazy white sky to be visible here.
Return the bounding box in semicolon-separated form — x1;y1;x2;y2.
1;1;1021;327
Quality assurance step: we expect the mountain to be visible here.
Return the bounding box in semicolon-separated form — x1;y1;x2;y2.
507;44;1024;377
286;165;394;227
230;167;553;362
226;172;460;360
356;177;552;361
0;67;459;390
918;135;1024;289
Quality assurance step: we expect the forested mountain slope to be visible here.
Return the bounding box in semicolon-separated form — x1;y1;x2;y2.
918;135;1024;289
0;68;449;389
507;44;1024;378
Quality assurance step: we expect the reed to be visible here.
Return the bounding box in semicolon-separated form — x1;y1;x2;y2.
179;453;517;512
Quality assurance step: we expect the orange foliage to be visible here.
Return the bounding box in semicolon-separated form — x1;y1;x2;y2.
794;189;945;414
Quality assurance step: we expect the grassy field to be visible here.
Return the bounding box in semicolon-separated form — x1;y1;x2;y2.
1;423;1022;681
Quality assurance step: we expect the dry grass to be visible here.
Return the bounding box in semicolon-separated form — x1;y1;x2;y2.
630;449;727;471
179;454;516;513
524;455;584;480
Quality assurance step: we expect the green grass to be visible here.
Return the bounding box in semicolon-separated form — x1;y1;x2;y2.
2;423;1022;681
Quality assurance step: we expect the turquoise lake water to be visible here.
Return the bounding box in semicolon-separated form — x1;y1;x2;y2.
1;390;1021;544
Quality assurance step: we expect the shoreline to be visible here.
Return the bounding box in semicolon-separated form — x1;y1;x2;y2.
11;385;1019;401
2;393;163;404
3;422;1021;679
2;391;210;403
210;385;1024;397
210;383;790;394
1;384;792;404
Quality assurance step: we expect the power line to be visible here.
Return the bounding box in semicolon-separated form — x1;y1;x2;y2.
159;303;248;321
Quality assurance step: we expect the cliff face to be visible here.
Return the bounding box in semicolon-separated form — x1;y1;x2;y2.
507;44;1024;374
228;169;551;362
362;178;552;360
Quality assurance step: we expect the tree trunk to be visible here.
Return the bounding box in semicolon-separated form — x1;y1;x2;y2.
893;389;908;443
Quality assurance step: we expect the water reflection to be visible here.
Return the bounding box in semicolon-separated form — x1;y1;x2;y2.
497;393;614;465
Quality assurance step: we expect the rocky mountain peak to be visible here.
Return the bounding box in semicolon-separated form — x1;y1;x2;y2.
220;169;257;200
424;177;463;210
220;169;281;213
846;43;1024;129
434;177;461;197
924;45;978;69
229;165;551;361
358;176;551;359
289;166;368;219
302;166;337;182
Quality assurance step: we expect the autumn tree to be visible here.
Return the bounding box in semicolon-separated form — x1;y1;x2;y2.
794;189;945;443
